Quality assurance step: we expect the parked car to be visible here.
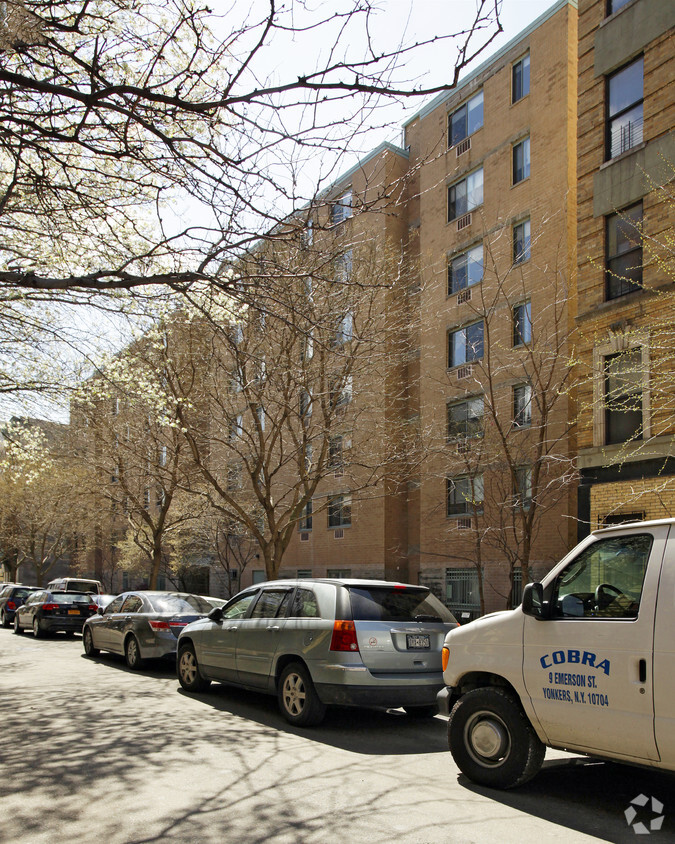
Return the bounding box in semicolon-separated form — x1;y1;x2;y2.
13;590;98;637
47;577;104;594
176;578;458;726
82;591;216;669
0;585;39;628
89;594;118;612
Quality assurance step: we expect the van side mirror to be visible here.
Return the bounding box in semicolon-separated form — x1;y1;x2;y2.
522;582;546;619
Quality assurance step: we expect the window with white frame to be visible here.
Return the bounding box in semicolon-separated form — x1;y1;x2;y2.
512;53;530;103
330;189;352;225
512;137;530;184
330;374;352;409
299;389;312;422
513;218;531;264
513;302;532;347
448;168;483;221
448;90;484;147
448;243;483;294
607;57;643;160
328;494;351;528
448;320;484;368
513;383;532;428
447;474;483;517
329;434;345;470
447;396;484;441
229;415;243;441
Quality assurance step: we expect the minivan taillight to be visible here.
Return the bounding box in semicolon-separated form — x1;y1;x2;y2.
330;620;360;652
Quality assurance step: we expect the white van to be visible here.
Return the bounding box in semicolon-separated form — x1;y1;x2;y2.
47;577;104;595
438;518;675;788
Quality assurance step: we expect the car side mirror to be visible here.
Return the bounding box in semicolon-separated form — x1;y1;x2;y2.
97;607;104;615
207;606;224;622
522;582;546;619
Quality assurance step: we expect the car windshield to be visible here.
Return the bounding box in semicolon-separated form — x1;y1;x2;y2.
349;586;457;623
148;594;212;614
50;593;92;604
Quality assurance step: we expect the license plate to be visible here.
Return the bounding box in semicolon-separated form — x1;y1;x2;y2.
407;634;430;649
68;609;80;615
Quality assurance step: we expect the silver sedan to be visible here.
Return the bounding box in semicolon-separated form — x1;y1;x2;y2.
82;591;215;669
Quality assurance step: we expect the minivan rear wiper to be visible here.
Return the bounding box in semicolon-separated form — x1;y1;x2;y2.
414;614;442;622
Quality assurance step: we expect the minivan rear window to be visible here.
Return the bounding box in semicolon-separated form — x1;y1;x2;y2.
348;587;456;623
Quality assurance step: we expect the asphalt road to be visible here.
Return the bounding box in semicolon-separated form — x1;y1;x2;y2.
1;628;673;844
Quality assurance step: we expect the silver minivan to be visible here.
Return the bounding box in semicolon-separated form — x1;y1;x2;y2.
177;578;458;726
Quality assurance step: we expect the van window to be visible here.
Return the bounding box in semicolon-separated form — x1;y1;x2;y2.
552;533;652;619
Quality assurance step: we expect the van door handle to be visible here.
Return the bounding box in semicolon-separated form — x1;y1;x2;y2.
639;658;647;683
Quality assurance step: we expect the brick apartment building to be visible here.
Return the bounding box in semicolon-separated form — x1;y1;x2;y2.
575;0;675;535
71;0;674;619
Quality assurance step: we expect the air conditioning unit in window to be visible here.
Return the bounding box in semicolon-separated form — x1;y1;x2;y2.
300;532;310;542
334;528;344;539
457;517;472;530
457;288;472;305
455;137;471;157
456;364;473;380
456;213;472;232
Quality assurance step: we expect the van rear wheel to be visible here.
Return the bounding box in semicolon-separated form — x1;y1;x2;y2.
448;687;545;789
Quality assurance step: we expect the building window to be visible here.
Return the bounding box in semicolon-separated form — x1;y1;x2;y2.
514;465;533;509
448;90;484;147
447;396;484;441
512;137;530;184
448;168;483;221
513;383;532;427
329;435;345;469
604;349;643;445
296;570;312;579
513;302;532;347
448;320;484;368
330;189;352;225
446;474;483;517
299;389;312;421
334;250;353;284
327;568;351;578
512;54;530;103
448;243;483;294
513;219;531;264
299;500;313;531
607;0;633;13
229;415;243;442
607;57;643;159
512;568;524;607
606;202;643;299
333;312;353;346
227;464;242;491
445;568;481;611
328;494;351;528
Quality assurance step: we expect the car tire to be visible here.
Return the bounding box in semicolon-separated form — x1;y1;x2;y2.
1;610;9;629
403;704;438;718
124;635;145;670
448;687;545;789
278;662;326;727
83;627;99;657
13;615;22;635
177;644;211;692
32;618;44;639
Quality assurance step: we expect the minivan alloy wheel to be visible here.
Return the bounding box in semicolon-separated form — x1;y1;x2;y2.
278;662;326;727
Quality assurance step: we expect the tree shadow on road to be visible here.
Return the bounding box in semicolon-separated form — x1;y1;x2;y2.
459;755;674;842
